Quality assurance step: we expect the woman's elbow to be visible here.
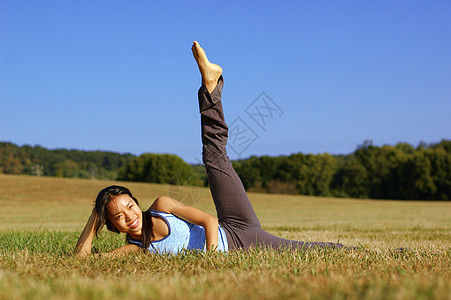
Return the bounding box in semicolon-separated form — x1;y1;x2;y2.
203;216;218;228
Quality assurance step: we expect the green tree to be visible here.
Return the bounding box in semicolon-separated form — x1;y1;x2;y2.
426;146;451;200
54;159;80;178
334;158;369;198
118;153;195;185
393;150;436;200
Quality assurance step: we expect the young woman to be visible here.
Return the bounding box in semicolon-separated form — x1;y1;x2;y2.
74;41;345;257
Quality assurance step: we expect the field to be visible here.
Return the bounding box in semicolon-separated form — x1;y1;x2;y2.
0;174;450;299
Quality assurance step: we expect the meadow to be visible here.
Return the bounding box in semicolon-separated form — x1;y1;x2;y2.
0;174;450;299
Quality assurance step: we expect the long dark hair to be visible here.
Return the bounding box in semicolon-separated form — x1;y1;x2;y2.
94;185;154;249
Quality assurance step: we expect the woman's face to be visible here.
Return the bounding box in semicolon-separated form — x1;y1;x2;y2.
107;194;143;239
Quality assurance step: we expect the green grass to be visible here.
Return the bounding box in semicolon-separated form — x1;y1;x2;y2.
0;174;450;299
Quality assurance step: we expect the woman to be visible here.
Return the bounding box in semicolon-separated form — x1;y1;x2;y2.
74;41;344;257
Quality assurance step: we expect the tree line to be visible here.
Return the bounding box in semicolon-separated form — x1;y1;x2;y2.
1;140;449;200
0;142;134;180
0;142;206;185
232;140;450;200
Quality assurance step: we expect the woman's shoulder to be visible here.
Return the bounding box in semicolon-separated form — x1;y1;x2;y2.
148;196;174;213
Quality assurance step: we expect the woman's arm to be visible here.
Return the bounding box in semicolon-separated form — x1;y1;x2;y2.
74;209;98;257
74;210;142;257
150;196;219;250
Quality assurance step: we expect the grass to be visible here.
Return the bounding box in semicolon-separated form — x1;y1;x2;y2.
0;174;450;299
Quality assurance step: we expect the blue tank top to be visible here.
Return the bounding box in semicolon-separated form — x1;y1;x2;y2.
128;209;228;254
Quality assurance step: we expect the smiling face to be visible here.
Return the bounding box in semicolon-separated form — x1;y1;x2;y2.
106;194;143;240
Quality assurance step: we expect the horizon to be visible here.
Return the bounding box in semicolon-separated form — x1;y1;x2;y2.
2;138;447;165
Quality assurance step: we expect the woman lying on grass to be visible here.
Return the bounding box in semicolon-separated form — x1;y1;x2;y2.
74;42;347;257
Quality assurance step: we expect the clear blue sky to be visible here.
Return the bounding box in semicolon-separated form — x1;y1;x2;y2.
1;1;450;163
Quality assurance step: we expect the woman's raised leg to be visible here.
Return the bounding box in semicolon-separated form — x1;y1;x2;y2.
192;41;345;251
192;41;261;249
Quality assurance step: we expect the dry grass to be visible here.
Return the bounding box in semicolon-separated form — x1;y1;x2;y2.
0;174;450;299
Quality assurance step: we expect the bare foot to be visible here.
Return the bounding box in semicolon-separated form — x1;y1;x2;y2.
191;41;223;94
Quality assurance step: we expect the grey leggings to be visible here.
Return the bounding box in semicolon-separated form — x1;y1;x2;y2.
199;76;344;250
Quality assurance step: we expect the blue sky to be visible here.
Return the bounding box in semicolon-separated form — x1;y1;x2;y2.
1;1;450;163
